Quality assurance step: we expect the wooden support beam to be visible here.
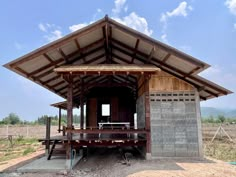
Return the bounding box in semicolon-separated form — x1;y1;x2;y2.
183;66;201;78
42;75;61;85
80;77;84;129
58;48;69;63
162;53;171;63
111;40;227;95
109;21;205;68
43;53;54;63
131;39;140;63
10;20;106;68
58;108;62;133
146;46;155;63
46;117;51;154
144;75;151;153
74;39;86;63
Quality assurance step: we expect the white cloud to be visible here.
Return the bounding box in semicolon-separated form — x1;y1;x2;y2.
38;23;47;32
161;34;168;43
112;0;127;16
69;23;88;32
234;23;236;29
225;0;236;15
112;12;153;36
45;30;63;42
68;0;152;36
160;1;193;44
38;23;63;42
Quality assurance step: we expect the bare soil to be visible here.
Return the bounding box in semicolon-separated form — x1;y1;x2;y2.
1;147;236;177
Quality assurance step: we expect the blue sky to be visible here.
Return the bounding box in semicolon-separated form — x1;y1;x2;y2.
0;0;236;121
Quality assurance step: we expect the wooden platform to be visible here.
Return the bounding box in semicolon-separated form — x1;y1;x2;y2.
39;133;146;147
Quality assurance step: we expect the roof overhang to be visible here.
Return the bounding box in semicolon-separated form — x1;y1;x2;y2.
3;15;233;101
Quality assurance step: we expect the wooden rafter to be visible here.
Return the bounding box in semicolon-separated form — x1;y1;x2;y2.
43;53;54;63
131;39;140;63
146;46;155;63
111;39;227;95
74;39;86;62
183;66;201;78
162;53;171;63
109;20;205;68
10;20;106;68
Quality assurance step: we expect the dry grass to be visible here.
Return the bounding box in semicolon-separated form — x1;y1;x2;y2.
204;139;236;162
0;137;43;163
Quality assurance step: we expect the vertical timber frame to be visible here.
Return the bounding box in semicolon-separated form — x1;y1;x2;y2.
144;74;151;159
80;77;84;129
58;107;62;133
66;75;73;161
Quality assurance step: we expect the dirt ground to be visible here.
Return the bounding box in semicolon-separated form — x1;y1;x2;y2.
1;147;236;177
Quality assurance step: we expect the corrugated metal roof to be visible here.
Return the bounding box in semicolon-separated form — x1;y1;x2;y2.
3;15;232;101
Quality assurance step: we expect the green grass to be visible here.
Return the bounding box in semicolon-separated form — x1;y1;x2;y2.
23;147;35;155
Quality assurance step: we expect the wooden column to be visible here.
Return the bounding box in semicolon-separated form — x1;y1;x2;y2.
46;117;51;154
66;76;73;160
80;78;84;129
58;108;61;133
145;75;151;154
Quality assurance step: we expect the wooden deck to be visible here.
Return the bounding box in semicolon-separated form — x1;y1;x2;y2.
39;133;146;147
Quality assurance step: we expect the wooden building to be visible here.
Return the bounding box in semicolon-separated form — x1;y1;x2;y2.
4;16;232;168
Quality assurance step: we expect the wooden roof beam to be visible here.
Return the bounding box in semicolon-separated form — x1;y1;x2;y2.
43;53;54;63
162;53;171;63
112;39;227;95
74;39;86;63
58;48;69;63
183;66;201;78
10;20;106;68
146;46;155;63
109;20;206;68
130;39;140;63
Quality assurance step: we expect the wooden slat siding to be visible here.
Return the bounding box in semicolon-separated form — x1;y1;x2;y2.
112;39;226;95
109;19;206;68
149;71;194;91
9;20;106;67
131;39;140;63
150;63;218;99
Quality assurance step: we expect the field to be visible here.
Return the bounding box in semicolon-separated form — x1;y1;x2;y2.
0;124;235;166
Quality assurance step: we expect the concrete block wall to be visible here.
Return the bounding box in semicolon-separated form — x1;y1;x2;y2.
150;91;201;158
136;93;145;129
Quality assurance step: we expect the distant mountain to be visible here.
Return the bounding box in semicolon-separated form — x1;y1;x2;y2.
201;107;236;118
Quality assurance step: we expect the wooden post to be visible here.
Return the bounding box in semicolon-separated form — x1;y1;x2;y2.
80;77;84;129
145;75;151;157
58;108;62;133
66;75;73;160
46;117;51;154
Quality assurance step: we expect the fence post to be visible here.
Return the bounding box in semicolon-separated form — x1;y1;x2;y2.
26;125;29;138
6;125;9;136
45;117;51;155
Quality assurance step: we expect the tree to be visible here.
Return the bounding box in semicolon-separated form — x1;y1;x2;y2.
2;113;21;125
218;115;225;123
